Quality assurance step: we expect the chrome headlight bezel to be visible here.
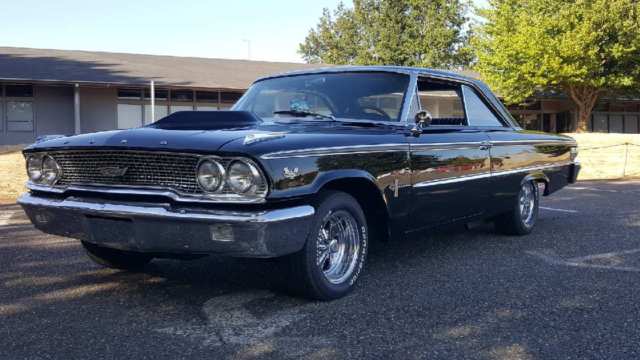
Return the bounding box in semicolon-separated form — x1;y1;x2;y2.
25;153;61;186
226;160;263;195
196;158;226;193
195;156;268;201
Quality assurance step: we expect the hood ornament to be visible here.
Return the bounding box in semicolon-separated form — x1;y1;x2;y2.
243;132;286;145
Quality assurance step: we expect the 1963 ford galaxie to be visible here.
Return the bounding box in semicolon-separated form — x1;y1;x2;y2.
19;67;580;300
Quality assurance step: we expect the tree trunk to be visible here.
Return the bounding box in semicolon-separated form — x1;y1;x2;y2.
565;85;600;133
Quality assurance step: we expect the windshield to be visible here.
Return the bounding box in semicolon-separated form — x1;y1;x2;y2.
234;72;411;122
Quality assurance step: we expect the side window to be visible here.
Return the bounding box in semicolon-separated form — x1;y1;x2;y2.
461;85;504;127
417;79;466;126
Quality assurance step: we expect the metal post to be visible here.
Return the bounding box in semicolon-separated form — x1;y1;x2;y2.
623;142;630;178
73;84;81;134
150;80;155;123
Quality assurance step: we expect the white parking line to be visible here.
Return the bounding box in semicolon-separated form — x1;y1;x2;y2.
539;206;579;213
568;186;619;193
527;248;640;273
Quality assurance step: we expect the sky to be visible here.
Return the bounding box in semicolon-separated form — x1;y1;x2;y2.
0;0;488;63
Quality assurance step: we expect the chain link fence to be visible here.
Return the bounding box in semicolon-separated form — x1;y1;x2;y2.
577;142;640;180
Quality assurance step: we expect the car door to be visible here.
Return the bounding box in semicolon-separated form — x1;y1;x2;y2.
408;77;492;228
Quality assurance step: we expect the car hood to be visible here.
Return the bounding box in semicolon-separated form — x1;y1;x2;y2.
25;113;407;157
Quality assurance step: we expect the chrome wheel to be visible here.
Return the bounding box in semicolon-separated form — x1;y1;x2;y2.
316;210;361;285
519;182;536;227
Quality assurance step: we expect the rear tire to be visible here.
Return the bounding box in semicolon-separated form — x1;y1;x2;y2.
287;191;368;300
494;180;539;235
81;241;152;271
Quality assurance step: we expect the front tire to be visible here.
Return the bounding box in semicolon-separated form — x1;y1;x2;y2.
494;180;539;235
287;191;368;300
81;241;152;271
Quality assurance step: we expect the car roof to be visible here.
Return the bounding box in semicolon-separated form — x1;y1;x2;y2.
254;65;480;84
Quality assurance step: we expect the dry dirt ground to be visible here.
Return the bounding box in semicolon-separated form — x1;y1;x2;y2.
0;151;25;204
568;133;640;180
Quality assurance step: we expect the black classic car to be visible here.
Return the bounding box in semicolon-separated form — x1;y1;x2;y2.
19;67;580;300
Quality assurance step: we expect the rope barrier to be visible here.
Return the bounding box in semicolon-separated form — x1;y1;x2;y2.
579;142;640;150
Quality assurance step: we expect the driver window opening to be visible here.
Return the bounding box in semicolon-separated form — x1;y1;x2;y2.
416;79;466;126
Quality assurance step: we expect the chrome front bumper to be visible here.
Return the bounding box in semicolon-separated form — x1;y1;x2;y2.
18;193;315;258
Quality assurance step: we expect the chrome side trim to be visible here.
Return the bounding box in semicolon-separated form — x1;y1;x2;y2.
261;143;409;159
410;141;483;151
413;162;574;187
490;140;576;147
491;162;573;177
414;172;492;187
260;140;574;159
18;193;315;223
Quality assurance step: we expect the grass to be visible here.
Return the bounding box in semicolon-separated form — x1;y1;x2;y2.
0;133;638;203
0;151;26;204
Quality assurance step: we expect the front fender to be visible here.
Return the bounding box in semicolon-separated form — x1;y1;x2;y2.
267;167;381;200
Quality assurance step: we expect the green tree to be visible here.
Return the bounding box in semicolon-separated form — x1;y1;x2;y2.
472;0;640;132
299;0;472;69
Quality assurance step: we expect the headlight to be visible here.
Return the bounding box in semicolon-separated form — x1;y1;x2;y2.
196;158;225;192
26;154;60;185
570;146;578;161
41;155;61;185
227;160;263;194
26;155;44;182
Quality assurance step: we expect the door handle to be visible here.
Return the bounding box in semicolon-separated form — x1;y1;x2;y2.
479;141;492;151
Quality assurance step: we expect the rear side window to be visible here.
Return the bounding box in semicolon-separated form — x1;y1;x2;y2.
461;85;504;127
417;79;466;126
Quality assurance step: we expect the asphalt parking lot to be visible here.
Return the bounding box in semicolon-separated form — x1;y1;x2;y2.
2;180;640;360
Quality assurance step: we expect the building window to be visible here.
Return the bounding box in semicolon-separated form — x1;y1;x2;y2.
144;105;168;124
5;84;34;132
117;104;143;129
144;89;168;101
220;91;242;104
171;90;194;102
118;88;142;100
6;84;33;97
170;105;193;114
6;101;34;131
196;105;218;111
196;91;218;103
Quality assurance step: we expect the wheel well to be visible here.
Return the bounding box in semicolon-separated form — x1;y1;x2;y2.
322;178;390;242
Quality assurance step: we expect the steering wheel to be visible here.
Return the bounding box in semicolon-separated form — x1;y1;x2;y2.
359;105;391;120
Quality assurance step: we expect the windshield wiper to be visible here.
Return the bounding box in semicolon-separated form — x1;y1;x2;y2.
273;110;336;121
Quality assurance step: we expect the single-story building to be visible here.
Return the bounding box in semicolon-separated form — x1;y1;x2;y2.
0;46;638;145
0;47;317;145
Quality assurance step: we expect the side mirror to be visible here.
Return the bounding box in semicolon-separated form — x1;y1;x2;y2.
411;110;432;135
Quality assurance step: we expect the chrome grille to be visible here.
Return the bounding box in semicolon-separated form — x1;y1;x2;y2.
50;150;205;194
